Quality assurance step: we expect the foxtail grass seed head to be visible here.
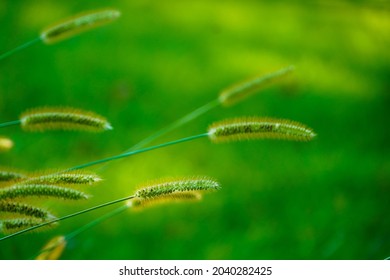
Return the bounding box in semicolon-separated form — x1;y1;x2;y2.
134;177;220;200
0;218;51;234
208;117;316;143
20;107;112;132
0;169;27;184
0;184;89;200
128;192;202;210
36;236;66;260
0;137;13;152
40;9;121;44
26;171;102;186
218;65;295;106
0;201;54;220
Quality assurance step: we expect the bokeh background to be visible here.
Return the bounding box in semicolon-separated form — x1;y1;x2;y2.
0;0;389;260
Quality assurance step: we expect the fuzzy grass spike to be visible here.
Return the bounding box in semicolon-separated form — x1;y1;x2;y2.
0;184;89;200
134;177;220;200
219;66;295;106
0;218;51;234
25;170;102;185
41;9;121;44
20;107;112;132
0;169;27;184
0;201;54;220
208;117;316;143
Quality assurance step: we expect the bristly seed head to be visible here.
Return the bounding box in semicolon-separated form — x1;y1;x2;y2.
0;169;27;184
218;65;295;106
40;9;121;44
20;107;112;132
0;201;54;220
0;218;54;234
25;170;102;186
0;184;89;200
134;176;220;200
208;117;316;143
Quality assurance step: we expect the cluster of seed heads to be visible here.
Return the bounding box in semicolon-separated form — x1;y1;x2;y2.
0;169;101;233
0;6;318;254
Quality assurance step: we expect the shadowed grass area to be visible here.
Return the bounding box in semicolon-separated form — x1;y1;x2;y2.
0;0;388;259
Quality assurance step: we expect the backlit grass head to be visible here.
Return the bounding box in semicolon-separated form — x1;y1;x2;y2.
218;65;295;106
208;117;316;143
134;176;220;200
20;107;112;132
35;236;66;260
40;9;121;44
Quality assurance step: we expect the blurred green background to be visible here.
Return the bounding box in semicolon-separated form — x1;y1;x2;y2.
0;0;389;260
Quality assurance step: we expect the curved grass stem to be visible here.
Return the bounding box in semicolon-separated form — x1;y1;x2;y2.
0;37;41;61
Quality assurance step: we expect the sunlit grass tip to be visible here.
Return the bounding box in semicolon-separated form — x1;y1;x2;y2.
0;184;89;200
134;176;220;200
0;201;55;220
36;235;67;260
40;8;121;44
218;65;295;106
208;117;316;143
20;107;112;132
0;137;14;152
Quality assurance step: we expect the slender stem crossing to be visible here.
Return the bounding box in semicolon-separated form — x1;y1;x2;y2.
68;133;209;171
0;120;21;129
0;37;41;61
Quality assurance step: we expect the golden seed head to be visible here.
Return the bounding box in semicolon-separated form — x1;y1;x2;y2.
36;236;67;260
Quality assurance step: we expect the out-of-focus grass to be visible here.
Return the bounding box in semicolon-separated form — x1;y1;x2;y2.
0;0;388;259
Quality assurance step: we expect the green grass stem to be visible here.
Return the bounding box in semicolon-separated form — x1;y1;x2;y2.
0;37;41;61
0;120;21;129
